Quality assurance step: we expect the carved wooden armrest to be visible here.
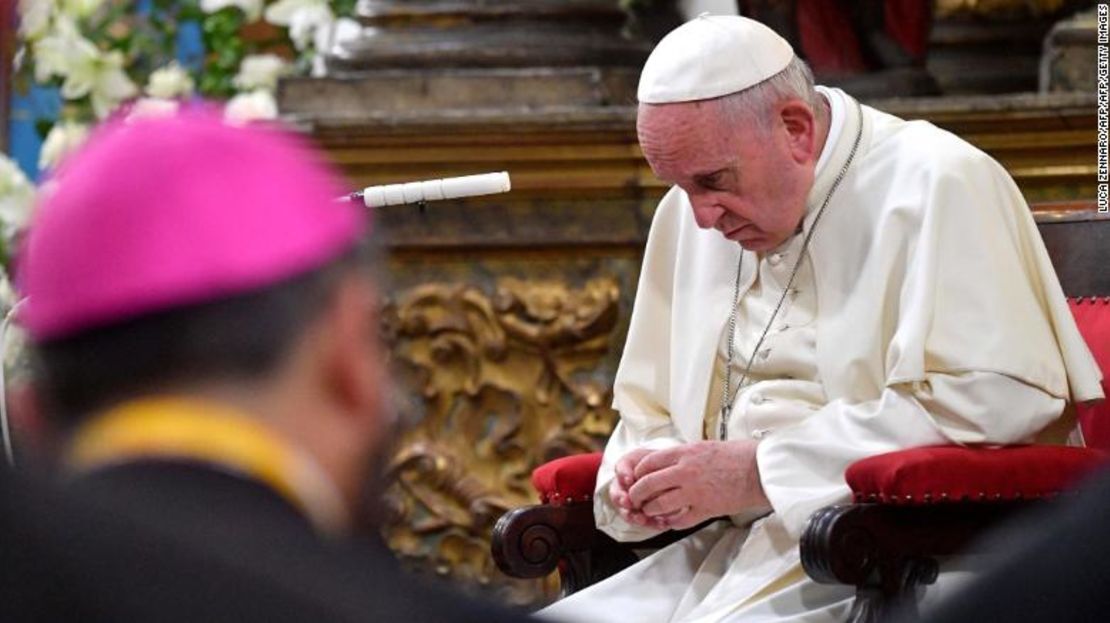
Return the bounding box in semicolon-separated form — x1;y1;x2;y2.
491;501;642;595
491;501;716;596
491;502;595;587
800;501;1034;623
800;445;1109;623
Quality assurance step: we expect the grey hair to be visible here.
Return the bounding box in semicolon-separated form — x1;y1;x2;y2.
714;56;821;134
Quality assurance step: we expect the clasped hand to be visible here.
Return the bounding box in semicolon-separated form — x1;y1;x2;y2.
608;440;769;531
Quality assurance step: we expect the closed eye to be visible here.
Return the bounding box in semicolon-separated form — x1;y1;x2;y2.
693;169;731;191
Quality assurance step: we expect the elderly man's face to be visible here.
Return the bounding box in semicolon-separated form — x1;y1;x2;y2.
638;98;820;252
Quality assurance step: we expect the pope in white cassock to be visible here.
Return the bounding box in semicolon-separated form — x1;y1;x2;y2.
540;14;1104;623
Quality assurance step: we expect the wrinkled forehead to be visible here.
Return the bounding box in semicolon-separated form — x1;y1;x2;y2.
636;99;725;132
637;101;749;175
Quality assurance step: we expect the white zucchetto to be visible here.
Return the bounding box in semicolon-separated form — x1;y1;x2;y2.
637;15;795;104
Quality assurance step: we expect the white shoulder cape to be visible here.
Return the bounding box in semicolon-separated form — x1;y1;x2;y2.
611;89;1103;451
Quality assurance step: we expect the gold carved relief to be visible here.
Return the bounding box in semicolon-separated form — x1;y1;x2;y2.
381;277;622;605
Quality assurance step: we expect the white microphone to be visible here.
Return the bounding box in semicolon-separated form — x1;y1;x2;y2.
350;172;511;208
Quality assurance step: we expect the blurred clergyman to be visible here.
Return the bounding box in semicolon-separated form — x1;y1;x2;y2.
2;110;530;623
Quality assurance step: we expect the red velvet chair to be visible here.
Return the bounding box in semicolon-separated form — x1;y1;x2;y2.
491;208;1110;621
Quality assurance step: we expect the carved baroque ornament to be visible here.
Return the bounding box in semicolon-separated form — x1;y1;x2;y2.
380;277;622;605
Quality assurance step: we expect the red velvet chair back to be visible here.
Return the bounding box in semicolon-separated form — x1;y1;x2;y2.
1039;209;1110;450
1070;298;1110;449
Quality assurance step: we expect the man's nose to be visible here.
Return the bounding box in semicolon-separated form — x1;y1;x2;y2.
691;200;725;230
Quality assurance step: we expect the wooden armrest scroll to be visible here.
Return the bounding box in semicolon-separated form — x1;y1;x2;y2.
801;501;1037;623
491;502;714;595
491;502;599;590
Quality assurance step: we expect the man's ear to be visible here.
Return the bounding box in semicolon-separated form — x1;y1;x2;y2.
320;275;386;425
779;100;819;165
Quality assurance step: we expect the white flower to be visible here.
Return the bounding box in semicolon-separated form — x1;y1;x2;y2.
199;0;263;21
18;0;55;41
62;49;139;118
146;62;195;99
290;4;335;51
32;14;137;116
265;0;333;50
31;15;98;82
224;89;278;124
39;121;90;171
232;54;289;91
61;0;105;18
315;16;361;57
263;0;326;25
0;156;35;238
310;17;361;75
127;98;180;122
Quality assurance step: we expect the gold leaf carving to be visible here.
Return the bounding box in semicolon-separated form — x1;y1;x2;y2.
381;277;622;606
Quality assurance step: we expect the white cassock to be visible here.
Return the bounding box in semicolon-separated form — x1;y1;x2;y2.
540;87;1104;623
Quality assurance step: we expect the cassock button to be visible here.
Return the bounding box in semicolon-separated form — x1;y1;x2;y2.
750;393;765;405
777;324;790;332
768;253;783;266
751;429;771;439
759;348;771;360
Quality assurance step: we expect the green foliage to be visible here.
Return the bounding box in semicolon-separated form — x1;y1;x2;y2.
200;8;249;97
332;0;358;17
34;119;54;141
